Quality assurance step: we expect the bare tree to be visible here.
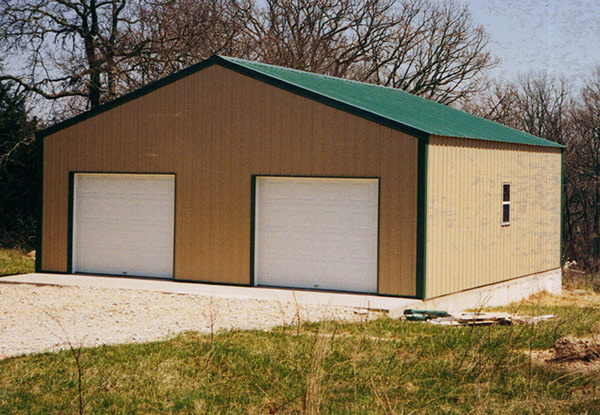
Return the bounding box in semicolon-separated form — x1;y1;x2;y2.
470;74;572;145
121;0;253;88
243;0;398;77
513;75;571;145
365;0;498;104
1;0;497;112
569;68;600;271
0;0;150;112
0;0;256;112
461;81;521;126
244;0;497;105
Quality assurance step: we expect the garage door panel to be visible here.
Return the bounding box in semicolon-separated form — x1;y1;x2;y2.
349;211;378;232
350;182;376;200
321;182;348;200
255;177;378;293
77;246;122;271
79;201;104;221
73;174;175;278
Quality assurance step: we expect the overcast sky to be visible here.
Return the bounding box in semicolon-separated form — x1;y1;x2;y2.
458;0;600;85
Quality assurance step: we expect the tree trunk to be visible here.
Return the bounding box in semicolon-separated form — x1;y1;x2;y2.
87;0;102;108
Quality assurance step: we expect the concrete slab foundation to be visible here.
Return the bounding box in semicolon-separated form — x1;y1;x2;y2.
392;268;563;317
1;268;562;319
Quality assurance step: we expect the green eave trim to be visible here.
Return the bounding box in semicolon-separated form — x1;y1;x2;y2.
36;55;428;140
37;56;221;137
36;55;562;150
415;136;428;299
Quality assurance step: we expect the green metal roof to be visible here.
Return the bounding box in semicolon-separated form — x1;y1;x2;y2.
39;55;562;148
219;56;563;148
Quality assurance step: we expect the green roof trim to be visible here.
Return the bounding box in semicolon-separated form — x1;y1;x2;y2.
38;54;563;148
219;56;562;148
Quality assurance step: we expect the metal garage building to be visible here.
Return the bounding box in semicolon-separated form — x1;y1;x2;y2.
36;55;563;299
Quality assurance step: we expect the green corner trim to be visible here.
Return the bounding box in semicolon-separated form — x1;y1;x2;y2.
34;131;44;272
415;136;429;299
560;149;564;267
67;172;75;273
249;175;257;287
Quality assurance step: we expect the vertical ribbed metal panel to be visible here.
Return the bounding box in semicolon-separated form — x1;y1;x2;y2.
425;136;562;298
41;65;419;296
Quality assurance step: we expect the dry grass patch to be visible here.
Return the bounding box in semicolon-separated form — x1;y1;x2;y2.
493;285;600;379
0;248;34;276
2;285;600;413
521;289;600;308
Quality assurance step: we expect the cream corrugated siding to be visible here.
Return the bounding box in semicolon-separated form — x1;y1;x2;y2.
425;136;561;298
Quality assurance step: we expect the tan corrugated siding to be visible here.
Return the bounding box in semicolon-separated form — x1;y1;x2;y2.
41;64;418;296
425;135;562;298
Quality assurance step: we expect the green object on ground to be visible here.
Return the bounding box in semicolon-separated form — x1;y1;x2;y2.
404;309;451;320
1;299;600;413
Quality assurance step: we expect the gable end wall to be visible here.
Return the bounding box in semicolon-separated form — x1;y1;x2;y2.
40;64;419;296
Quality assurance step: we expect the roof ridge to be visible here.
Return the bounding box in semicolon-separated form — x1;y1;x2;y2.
219;55;403;92
219;55;562;148
217;55;430;137
38;54;563;148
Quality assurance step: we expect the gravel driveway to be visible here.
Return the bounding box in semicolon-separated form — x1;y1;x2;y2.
0;283;372;359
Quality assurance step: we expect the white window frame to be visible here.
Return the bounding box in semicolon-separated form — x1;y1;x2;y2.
502;182;511;226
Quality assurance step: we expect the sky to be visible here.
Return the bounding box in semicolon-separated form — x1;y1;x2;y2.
5;0;600;104
457;0;600;85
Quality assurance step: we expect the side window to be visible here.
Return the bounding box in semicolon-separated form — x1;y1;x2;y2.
502;183;511;226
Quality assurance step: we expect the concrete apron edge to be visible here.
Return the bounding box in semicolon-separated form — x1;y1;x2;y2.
0;273;422;314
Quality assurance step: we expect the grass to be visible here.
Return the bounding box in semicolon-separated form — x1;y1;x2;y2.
1;289;600;414
0;248;34;276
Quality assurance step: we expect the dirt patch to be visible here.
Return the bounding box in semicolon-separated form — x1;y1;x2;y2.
529;336;600;372
549;336;600;363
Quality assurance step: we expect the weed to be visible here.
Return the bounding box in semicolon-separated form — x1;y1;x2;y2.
201;296;218;345
304;322;333;415
1;289;600;414
0;248;34;276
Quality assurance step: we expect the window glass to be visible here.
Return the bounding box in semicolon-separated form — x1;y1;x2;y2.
503;204;510;224
503;183;510;202
502;183;511;225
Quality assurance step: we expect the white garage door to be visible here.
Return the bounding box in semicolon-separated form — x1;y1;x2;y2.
72;174;175;278
254;177;379;293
